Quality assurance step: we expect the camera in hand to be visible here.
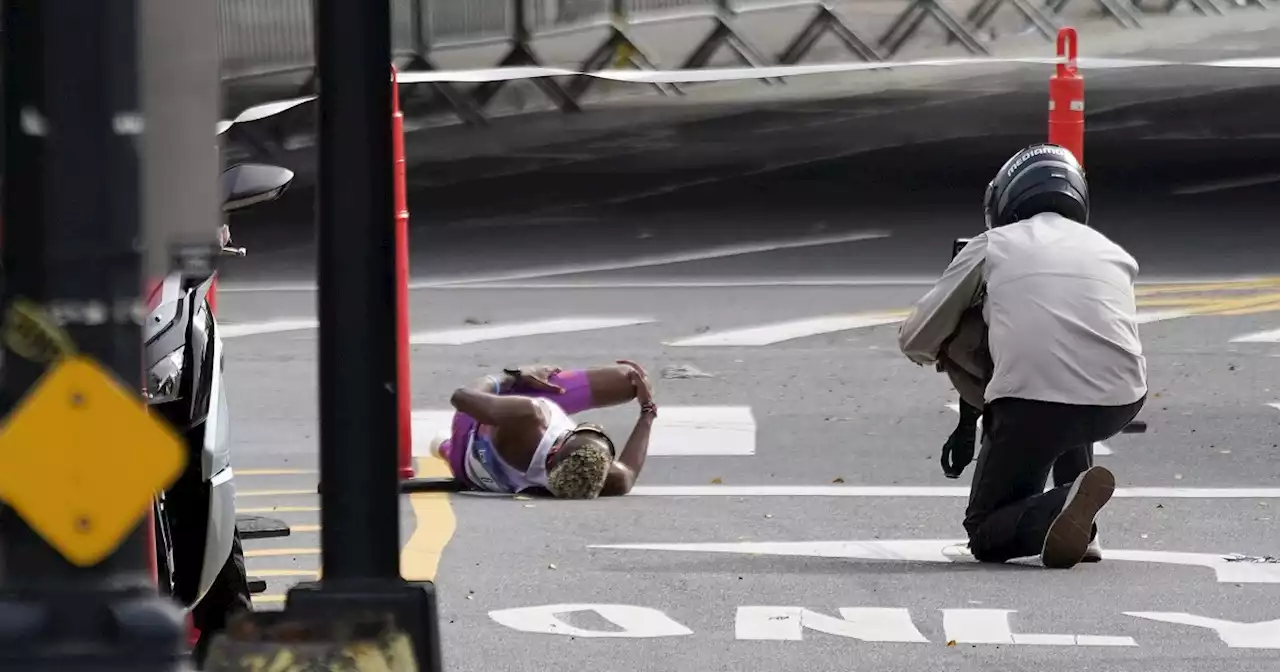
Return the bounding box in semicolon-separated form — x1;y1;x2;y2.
952;238;973;261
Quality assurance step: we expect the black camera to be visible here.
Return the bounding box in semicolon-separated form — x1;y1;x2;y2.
952;238;973;261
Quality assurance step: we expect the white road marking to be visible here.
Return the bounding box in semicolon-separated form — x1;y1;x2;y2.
1268;403;1280;412
411;405;755;457
590;539;1280;584
429;231;892;287
219;318;318;338
215;274;1280;294
410;317;655;345
943;609;1136;646
736;607;928;642
1231;328;1280;343
488;604;692;638
648;406;755;455
411;410;458;458
666;312;905;347
625;485;1280;498
1171;173;1280;195
945;402;1113;455
490;603;1280;648
1125;612;1280;649
412;277;939;290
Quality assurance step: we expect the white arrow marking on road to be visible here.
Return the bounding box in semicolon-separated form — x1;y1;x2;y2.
1231;328;1280;343
1125;612;1280;649
411;317;655;345
412;405;755;457
220;318;319;339
666;312;906;347
590;539;1280;584
488;604;693;638
736;607;928;642
943;609;1136;646
945;402;1113;455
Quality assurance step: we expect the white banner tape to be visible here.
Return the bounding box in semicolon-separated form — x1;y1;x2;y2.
216;55;1280;135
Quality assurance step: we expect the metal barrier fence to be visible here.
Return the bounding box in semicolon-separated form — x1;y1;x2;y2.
219;0;1266;124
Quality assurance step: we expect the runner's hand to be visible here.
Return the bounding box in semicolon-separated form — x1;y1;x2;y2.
616;360;654;408
518;365;565;394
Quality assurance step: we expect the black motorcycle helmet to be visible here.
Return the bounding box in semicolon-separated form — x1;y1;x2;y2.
982;143;1089;229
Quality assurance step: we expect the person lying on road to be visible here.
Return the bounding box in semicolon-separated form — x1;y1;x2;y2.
433;361;656;498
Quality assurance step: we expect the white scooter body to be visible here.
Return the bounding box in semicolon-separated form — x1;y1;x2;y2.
144;162;293;611
145;272;235;608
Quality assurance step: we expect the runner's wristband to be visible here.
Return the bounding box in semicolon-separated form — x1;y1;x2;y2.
640;402;658;417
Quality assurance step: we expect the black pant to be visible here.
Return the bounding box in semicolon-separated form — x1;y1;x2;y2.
964;395;1145;563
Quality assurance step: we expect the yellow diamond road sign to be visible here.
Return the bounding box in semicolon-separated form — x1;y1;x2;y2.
0;355;185;566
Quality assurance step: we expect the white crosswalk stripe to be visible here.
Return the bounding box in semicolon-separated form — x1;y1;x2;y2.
1230;327;1280;343
411;405;756;457
412;400;1277;462
411;317;656;345
666;313;906;347
665;308;1193;348
221;318;318;338
221;305;1236;349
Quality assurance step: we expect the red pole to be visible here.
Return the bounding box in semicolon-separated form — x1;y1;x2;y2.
1048;27;1085;166
392;65;415;480
143;276;162;587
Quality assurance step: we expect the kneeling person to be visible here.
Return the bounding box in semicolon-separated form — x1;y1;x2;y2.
898;143;1147;569
437;361;656;498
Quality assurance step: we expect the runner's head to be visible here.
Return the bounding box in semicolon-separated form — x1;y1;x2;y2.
983;143;1089;229
546;423;615;499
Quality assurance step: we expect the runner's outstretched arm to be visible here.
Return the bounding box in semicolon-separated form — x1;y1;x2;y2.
599;361;655;496
599;408;654;497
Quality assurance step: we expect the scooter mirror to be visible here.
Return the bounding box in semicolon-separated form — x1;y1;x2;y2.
220;163;295;213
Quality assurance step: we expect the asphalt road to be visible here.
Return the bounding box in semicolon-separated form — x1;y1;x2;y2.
216;38;1280;672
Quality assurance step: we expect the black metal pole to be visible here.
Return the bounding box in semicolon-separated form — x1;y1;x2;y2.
0;0;188;668
313;0;400;584
277;0;444;668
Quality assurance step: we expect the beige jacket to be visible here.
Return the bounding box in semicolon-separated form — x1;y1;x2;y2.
899;212;1147;407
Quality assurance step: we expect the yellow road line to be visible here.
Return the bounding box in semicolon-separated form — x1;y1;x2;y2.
1135;278;1280;296
289;524;320;533
1137;296;1230;308
244;547;319;558
400;457;457;582
1184;292;1280;316
236;468;318;476
1213;298;1280;316
237;489;316;497
237;506;320;514
251;594;286;604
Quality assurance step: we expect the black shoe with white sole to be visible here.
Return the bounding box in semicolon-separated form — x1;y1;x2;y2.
1042;466;1116;569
